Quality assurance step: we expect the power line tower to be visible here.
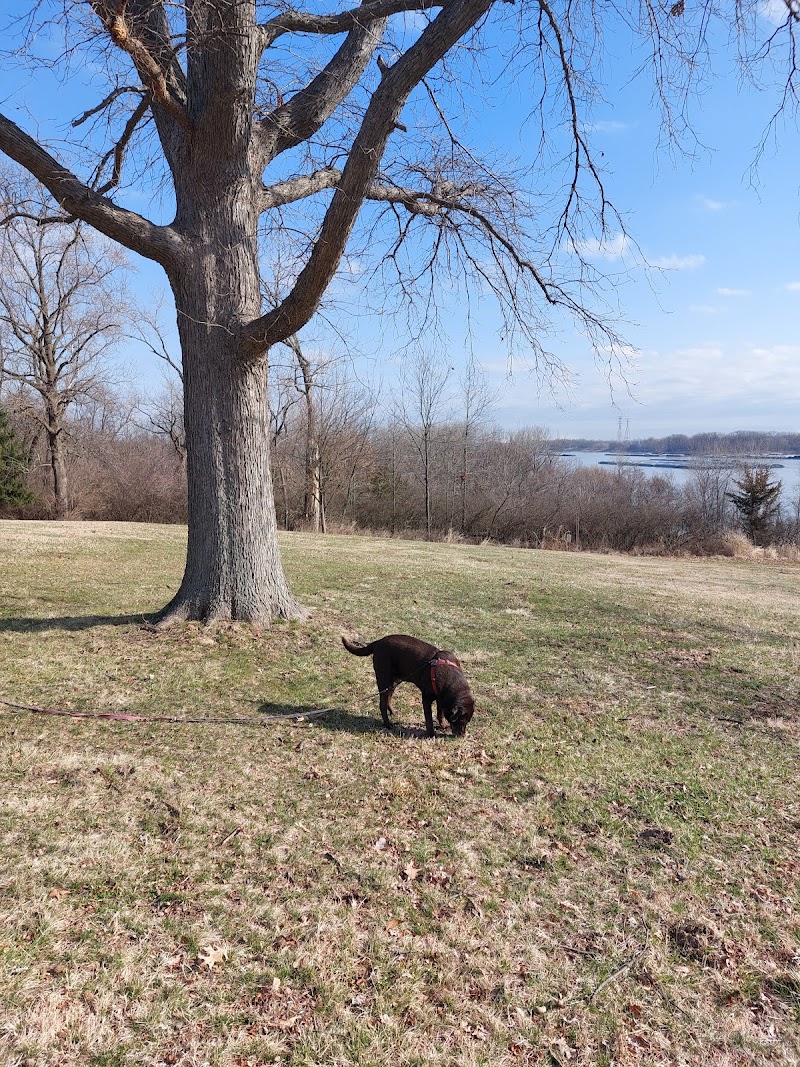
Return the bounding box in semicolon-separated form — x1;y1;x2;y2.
615;416;630;465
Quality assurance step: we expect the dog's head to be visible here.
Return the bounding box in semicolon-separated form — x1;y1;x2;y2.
442;693;475;737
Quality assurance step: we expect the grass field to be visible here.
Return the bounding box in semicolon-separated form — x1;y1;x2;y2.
0;520;798;1066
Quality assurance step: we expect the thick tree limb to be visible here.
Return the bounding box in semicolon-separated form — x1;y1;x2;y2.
258;21;387;162
244;0;496;352
0;114;185;269
260;169;472;214
260;0;443;45
89;0;191;133
260;168;343;210
260;168;489;222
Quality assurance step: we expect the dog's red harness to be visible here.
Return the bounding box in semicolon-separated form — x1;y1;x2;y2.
430;656;460;695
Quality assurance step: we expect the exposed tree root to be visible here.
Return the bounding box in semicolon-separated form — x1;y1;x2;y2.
153;592;308;629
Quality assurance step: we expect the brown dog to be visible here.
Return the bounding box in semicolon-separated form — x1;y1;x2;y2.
342;633;475;737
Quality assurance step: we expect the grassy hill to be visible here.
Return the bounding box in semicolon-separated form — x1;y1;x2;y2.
0;520;798;1066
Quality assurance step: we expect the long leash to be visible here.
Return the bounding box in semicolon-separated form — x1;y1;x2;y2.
0;698;334;727
0;654;459;730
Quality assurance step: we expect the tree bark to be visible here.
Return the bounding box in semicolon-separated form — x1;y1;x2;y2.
294;345;323;532
159;280;299;623
159;170;301;624
48;426;69;519
460;436;468;535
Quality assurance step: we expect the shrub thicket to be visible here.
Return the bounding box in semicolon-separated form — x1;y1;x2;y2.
0;409;34;510
5;385;797;555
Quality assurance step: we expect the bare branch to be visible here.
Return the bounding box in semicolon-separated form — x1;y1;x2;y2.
244;0;495;352
0;113;186;269
94;92;153;194
0;209;77;227
89;0;191;133
260;0;442;45
127;297;183;381
72;85;147;127
258;21;387;162
536;0;613;241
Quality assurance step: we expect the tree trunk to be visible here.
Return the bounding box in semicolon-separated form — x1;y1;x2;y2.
160;305;300;623
293;348;323;533
460;427;469;534
423;431;432;540
306;410;324;534
390;432;397;535
159;190;302;624
48;426;69;519
310;444;325;533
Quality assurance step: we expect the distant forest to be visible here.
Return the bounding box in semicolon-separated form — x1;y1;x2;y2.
553;431;800;457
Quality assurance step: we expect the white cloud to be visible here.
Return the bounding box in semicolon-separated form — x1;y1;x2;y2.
786;281;800;292
637;341;800;409
651;253;705;270
716;287;751;298
587;120;635;134
489;337;800;435
697;196;728;212
749;344;800;361
759;0;791;24
576;233;631;262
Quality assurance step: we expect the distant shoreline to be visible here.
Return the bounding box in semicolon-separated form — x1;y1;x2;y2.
595;458;785;470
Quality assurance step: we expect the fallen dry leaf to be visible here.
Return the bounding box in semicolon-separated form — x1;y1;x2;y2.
199;943;229;970
402;859;421;882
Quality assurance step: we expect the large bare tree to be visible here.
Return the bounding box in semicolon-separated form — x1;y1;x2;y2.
280;334;326;534
0;181;127;518
0;0;789;622
395;347;451;539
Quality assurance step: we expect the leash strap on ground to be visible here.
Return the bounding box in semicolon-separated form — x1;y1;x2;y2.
0;699;332;727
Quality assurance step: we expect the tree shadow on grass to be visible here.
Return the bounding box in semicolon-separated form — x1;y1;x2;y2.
257;701;435;739
0;613;159;633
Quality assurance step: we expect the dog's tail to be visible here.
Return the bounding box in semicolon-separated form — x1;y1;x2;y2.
341;636;376;656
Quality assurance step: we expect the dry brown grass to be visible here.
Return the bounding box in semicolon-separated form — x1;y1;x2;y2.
0;521;798;1066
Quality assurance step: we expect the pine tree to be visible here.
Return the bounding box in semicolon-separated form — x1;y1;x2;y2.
726;465;781;545
0;410;34;508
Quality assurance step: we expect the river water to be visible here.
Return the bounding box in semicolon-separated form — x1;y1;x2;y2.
560;451;800;501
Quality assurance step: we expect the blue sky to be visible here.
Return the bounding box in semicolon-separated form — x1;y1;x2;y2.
488;74;800;439
514;49;800;441
0;3;798;441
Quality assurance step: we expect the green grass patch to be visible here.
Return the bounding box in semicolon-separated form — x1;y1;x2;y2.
0;519;798;1065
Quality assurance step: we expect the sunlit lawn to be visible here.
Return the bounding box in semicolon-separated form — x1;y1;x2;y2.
0;520;798;1065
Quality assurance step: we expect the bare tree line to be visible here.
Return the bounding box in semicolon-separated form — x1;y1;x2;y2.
556;431;800;458
271;413;800;551
5;334;797;555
